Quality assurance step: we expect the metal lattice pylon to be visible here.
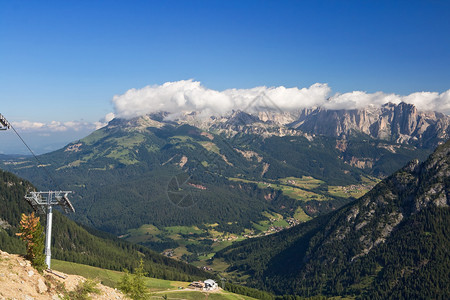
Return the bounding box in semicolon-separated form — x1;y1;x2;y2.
0;113;11;130
0;113;75;269
25;191;75;269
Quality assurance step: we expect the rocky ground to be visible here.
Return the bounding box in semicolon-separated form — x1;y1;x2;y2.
0;250;125;300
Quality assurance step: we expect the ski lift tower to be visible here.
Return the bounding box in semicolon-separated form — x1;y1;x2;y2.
0;113;11;130
0;114;75;269
25;191;75;269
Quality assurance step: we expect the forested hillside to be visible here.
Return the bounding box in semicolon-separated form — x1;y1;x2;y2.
0;169;211;281
215;139;450;298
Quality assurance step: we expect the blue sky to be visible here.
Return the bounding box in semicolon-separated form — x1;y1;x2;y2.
1;0;449;153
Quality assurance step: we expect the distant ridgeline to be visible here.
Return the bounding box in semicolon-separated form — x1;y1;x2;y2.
214;139;450;298
0;169;210;281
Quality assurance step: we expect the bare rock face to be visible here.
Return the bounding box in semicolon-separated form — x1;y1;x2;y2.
0;250;125;300
36;278;47;294
291;102;449;148
257;111;296;125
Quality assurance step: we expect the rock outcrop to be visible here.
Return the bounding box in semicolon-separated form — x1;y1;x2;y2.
0;250;124;300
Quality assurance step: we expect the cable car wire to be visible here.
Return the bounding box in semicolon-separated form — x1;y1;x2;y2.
8;122;57;186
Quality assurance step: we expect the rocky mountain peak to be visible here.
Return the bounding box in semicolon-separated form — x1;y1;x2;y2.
227;110;261;125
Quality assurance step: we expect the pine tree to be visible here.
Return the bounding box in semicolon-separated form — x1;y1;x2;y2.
16;212;46;272
118;258;149;300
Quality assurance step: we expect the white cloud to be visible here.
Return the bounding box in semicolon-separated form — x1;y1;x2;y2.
323;91;402;110
222;83;332;112
92;112;116;129
11;111;118;133
12;120;46;130
112;80;450;118
111;80;334;118
402;91;450;114
12;119;107;132
4;114;117;155
104;112;115;123
112;80;231;118
325;90;450;114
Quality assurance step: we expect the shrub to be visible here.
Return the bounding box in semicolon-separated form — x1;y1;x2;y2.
64;279;101;300
118;258;149;300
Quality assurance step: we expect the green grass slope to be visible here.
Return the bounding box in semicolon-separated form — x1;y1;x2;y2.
51;259;259;300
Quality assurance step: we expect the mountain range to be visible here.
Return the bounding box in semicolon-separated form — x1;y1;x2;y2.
179;101;449;148
0;102;446;265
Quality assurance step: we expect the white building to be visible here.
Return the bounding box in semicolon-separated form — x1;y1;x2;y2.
204;279;218;291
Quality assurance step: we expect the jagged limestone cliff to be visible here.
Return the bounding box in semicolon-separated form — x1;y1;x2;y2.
292;102;449;147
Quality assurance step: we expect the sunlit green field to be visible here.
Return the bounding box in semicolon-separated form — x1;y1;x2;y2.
328;176;379;199
293;206;313;222
51;259;188;292
229;176;328;201
150;291;257;299
279;176;324;189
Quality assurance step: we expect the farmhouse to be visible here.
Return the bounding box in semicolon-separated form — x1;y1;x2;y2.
204;279;218;290
188;279;219;291
188;281;205;289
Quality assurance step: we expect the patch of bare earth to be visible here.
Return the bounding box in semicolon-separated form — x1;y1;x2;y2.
0;250;125;300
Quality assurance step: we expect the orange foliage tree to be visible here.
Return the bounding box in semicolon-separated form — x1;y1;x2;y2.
16;212;46;272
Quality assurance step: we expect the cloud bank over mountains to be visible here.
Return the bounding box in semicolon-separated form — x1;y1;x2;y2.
4;81;449;155
112;80;450;119
9;80;450;135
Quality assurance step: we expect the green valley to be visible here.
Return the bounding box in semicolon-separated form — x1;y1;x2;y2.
122;174;380;267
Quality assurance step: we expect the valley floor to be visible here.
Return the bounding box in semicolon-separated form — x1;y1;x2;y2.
123;175;380;270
